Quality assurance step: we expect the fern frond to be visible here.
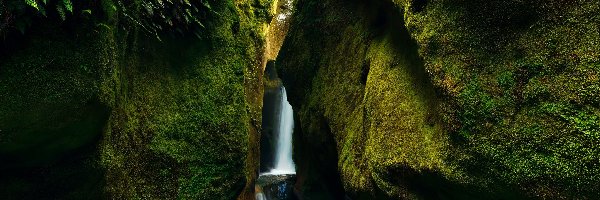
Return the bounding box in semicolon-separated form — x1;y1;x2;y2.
25;0;39;10
56;4;65;20
63;0;73;12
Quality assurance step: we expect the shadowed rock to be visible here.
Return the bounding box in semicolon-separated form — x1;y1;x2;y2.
256;174;298;200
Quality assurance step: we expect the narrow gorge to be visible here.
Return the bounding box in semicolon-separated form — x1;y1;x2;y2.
0;0;598;199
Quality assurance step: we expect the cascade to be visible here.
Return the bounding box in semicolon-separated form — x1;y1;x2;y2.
265;86;296;175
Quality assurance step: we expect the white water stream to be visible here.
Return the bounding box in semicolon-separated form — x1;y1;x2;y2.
264;87;296;175
255;0;296;198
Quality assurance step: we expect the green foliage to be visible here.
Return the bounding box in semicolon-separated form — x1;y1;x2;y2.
115;0;215;40
3;0;215;39
0;0;81;35
25;0;39;10
62;0;72;12
24;0;72;17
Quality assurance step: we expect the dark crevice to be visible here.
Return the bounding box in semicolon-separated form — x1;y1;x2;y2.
411;0;427;12
292;113;346;200
0;101;110;199
360;60;370;85
260;60;284;173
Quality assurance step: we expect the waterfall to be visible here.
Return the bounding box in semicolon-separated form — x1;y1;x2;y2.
256;192;266;200
266;86;296;175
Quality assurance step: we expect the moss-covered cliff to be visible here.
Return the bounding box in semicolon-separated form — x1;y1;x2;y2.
1;0;274;199
278;0;599;199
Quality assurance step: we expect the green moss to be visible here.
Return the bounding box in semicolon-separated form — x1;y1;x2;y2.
0;19;109;198
1;0;273;198
280;0;599;199
400;0;599;198
99;0;273;198
279;0;454;198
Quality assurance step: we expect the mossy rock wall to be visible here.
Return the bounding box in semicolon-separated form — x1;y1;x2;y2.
278;0;599;199
0;0;275;199
0;19;110;199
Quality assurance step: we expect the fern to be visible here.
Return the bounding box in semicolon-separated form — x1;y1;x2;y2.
25;0;39;10
62;0;72;12
17;0;212;38
56;4;65;20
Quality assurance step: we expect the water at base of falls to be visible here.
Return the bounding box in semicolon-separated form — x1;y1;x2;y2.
263;86;296;176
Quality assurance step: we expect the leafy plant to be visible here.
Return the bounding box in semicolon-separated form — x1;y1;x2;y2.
5;0;214;39
24;0;73;20
115;0;214;40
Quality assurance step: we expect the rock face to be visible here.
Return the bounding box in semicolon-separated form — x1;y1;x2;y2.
261;61;284;173
278;0;599;199
256;174;298;200
0;0;275;199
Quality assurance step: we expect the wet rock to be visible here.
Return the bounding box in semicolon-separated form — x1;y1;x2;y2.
256;174;298;200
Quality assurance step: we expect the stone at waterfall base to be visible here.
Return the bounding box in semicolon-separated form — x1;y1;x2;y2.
256;174;298;200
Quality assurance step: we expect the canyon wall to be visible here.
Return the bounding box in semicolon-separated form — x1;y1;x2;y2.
0;0;275;199
278;0;599;199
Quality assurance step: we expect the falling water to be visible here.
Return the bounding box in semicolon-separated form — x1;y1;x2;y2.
255;0;297;198
266;86;296;175
256;192;266;200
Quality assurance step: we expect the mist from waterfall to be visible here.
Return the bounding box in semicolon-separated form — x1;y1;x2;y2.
265;86;296;175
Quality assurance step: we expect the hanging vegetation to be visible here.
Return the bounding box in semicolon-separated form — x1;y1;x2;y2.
0;0;214;40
